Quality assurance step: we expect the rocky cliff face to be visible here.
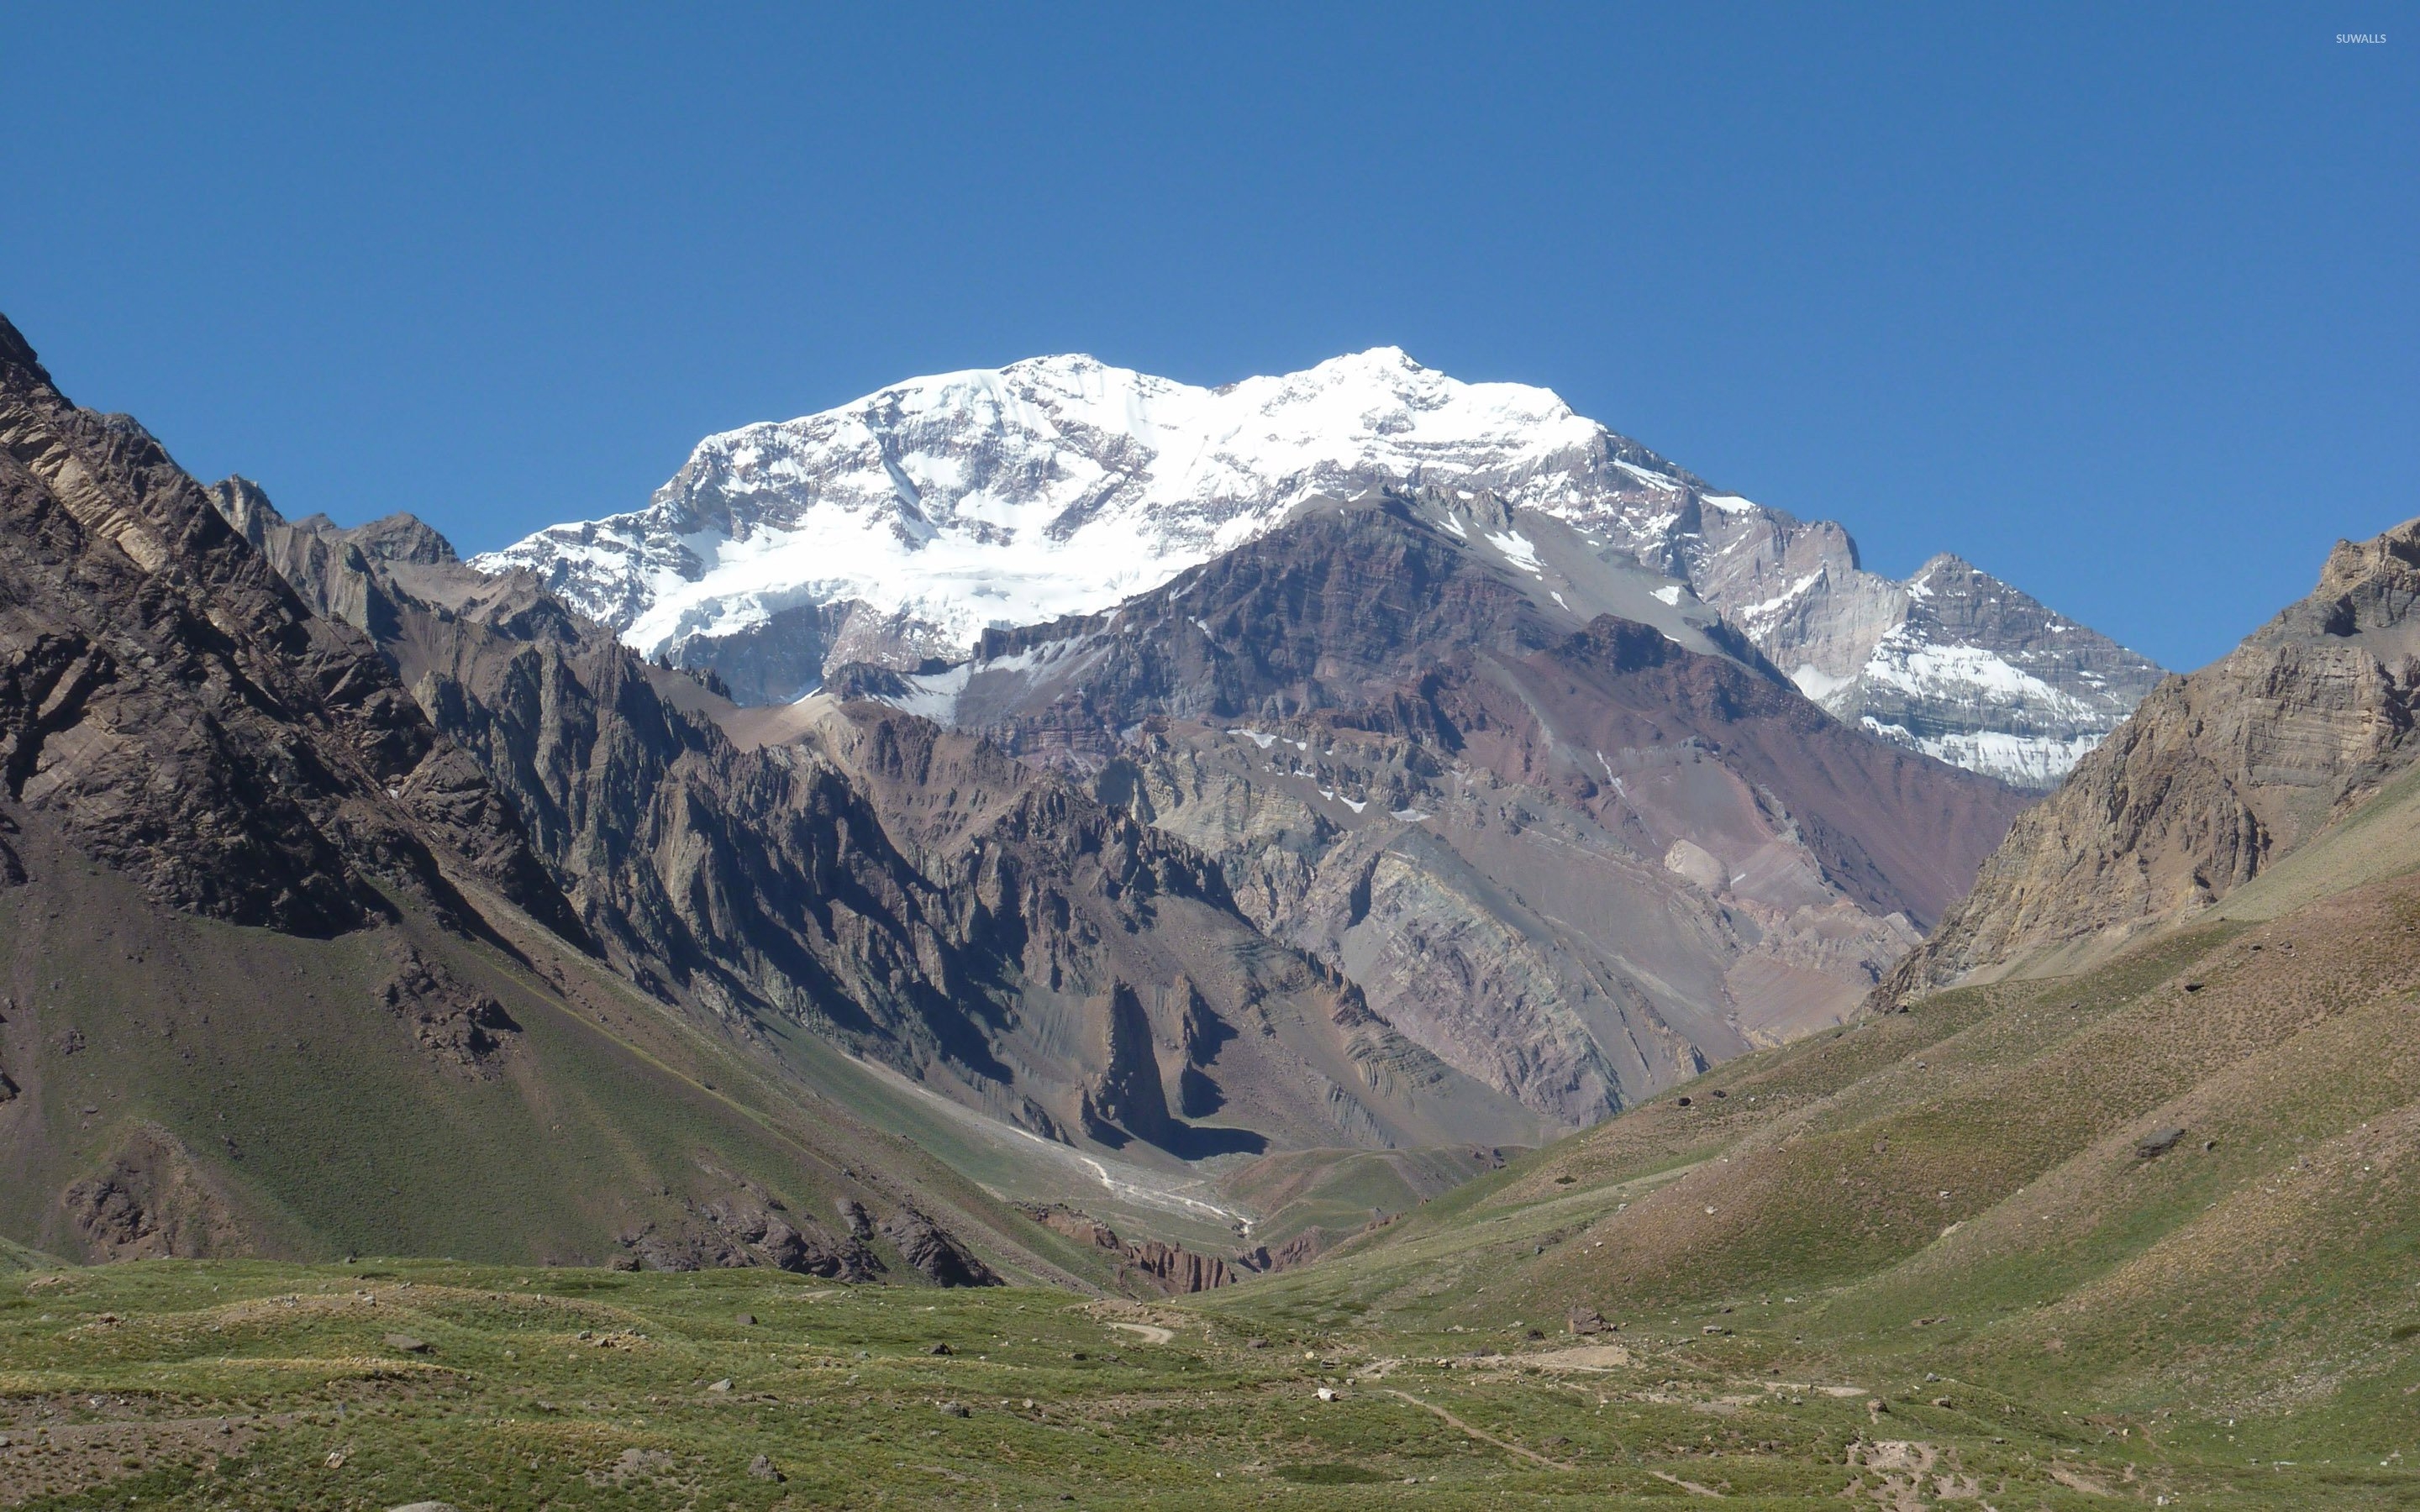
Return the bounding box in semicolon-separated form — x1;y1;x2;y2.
1884;516;2420;992
476;349;2160;786
224;481;1548;1162
0;318;571;941
0;312;1094;1284
855;487;2031;1122
1026;1204;1238;1294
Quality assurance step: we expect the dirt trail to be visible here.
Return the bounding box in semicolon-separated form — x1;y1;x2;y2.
1380;1389;1570;1470
1523;1343;1633;1371
1104;1321;1173;1345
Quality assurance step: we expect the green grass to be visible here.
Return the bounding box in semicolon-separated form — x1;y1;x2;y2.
12;881;2420;1506
9;1257;2410;1509
0;858;1129;1292
0;1241;61;1275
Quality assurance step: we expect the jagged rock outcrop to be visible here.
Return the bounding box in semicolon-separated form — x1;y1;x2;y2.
1241;1231;1327;1273
1079;983;1176;1147
379;943;521;1072
1885;517;2420;992
212;483;1549;1165
880;1208;1002;1287
616;1174;878;1279
0;316;577;941
1023;1204;1236;1293
60;1126;245;1261
1122;1239;1234;1294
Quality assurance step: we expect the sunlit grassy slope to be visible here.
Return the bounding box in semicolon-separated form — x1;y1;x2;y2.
1194;774;2420;1496
9;1256;2413;1509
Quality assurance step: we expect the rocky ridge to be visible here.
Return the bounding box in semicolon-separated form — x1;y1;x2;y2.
0;320;575;942
476;349;2162;787
218;476;1550;1166
0;312;1114;1284
1883;514;2420;994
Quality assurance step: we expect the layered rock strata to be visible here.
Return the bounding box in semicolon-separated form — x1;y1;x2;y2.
859;487;2032;1121
1885;516;2420;991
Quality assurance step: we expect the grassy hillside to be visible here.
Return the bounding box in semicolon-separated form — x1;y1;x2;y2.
0;821;1119;1293
9;1256;2407;1509
1184;773;2420;1487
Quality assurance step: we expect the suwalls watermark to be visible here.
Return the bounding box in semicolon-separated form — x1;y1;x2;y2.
2335;32;2386;43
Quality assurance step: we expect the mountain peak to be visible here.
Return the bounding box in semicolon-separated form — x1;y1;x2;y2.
1309;344;1424;375
0;312;45;383
473;349;2160;785
2312;515;2420;609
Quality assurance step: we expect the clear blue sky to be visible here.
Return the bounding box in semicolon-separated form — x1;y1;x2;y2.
7;3;2412;670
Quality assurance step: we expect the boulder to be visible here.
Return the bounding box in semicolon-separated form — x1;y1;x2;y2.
2136;1127;2188;1159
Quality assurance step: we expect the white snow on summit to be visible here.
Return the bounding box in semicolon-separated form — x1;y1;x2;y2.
476;348;1607;666
475;347;2165;786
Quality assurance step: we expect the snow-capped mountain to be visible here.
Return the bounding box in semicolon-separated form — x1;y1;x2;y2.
475;348;2163;786
1676;509;2166;788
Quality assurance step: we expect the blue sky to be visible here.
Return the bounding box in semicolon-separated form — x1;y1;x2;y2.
6;3;2412;670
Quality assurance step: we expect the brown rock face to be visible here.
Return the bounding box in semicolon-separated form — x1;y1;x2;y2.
1021;1204;1236;1292
1886;517;2420;992
0;317;575;941
60;1125;245;1261
850;488;2029;1119
880;1208;1003;1287
1121;1239;1234;1294
216;484;1545;1167
617;1173;879;1279
379;943;521;1073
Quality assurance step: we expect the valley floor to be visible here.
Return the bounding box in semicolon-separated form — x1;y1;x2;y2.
0;1260;2409;1509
